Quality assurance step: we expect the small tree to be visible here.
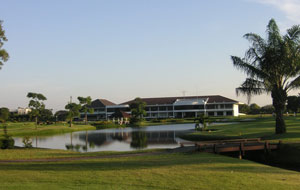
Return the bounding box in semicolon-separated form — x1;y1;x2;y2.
129;97;146;124
55;110;68;122
65;103;81;127
0;107;10;136
0;107;14;149
0;107;9;123
78;96;94;124
249;103;261;114
0;20;9;70
260;105;275;114
287;96;300;113
27;92;47;127
239;104;250;114
39;109;54;123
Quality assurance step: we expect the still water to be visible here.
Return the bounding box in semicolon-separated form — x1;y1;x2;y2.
13;123;225;152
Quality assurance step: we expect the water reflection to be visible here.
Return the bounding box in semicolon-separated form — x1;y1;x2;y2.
13;124;196;152
130;131;147;149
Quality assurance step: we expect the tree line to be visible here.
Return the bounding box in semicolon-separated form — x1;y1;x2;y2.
0;92;94;128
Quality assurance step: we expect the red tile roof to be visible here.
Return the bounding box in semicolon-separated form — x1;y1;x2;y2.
121;95;238;105
91;99;116;107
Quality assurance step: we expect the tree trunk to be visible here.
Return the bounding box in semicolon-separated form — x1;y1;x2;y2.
272;88;287;134
35;116;38;129
85;113;88;125
70;118;72;127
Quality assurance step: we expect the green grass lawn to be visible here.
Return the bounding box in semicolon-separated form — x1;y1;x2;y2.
0;122;96;137
0;149;300;190
181;116;300;142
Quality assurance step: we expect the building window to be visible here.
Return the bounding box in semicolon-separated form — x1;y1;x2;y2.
226;111;233;116
225;104;233;109
159;106;167;111
217;111;224;116
151;107;158;111
208;112;214;116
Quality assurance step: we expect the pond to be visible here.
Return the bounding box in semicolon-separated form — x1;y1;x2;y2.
13;123;227;152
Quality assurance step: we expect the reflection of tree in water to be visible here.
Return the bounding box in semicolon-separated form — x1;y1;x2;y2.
65;144;81;151
130;131;147;149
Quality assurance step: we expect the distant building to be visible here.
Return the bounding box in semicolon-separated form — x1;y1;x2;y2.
83;95;241;121
11;107;32;115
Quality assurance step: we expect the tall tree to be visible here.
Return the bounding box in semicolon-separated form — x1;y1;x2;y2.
231;19;300;134
27;92;47;126
129;97;146;123
0;20;9;70
65;103;81;127
78;96;94;124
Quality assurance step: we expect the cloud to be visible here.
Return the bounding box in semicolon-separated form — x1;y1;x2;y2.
251;0;300;24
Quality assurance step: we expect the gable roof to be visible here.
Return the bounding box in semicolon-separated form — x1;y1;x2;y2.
121;95;238;105
90;99;116;108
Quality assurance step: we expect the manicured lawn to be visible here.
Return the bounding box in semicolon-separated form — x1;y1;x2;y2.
0;149;300;190
0;122;96;137
181;116;300;142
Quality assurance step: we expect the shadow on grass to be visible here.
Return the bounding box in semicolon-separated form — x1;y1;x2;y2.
0;152;293;174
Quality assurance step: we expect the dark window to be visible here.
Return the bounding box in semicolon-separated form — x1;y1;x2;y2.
208;112;215;116
217;111;224;116
151;107;158;111
225;104;233;109
207;105;216;109
174;105;204;110
159;106;167;111
167;106;173;111
226;111;233;116
107;108;115;112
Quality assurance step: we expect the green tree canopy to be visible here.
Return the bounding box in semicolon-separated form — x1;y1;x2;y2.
0;107;9;122
27;92;47;125
78;96;94;124
129;97;147;123
0;20;9;70
239;104;250;114
249;103;261;114
231;19;300;134
287;96;300;113
260;105;275;114
39;109;54;123
65;102;81;127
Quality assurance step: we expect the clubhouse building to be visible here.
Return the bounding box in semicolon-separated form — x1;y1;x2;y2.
82;95;241;121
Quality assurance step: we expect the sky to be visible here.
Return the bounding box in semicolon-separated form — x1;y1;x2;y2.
1;0;300;112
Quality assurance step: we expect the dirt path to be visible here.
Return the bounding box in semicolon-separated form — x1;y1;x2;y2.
0;147;196;163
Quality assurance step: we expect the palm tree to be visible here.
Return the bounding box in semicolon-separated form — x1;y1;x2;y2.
231;19;300;134
78;96;94;125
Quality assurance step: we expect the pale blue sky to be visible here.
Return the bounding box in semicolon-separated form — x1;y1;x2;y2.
1;0;300;111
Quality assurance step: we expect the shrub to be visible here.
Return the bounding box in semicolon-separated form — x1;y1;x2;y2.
0;136;14;149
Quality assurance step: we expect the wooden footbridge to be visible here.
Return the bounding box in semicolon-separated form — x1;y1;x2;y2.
180;138;281;159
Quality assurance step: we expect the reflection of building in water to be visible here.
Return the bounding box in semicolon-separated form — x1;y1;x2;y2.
78;130;186;150
82;95;242;121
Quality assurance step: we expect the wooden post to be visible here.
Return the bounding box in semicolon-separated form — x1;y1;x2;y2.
264;141;269;154
241;142;245;156
239;142;243;159
278;140;282;150
214;144;217;154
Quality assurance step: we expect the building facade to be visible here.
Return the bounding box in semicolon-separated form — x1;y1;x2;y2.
83;95;241;121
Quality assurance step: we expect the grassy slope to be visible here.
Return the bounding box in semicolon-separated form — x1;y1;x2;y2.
181;116;300;142
0;150;300;190
0;122;96;137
